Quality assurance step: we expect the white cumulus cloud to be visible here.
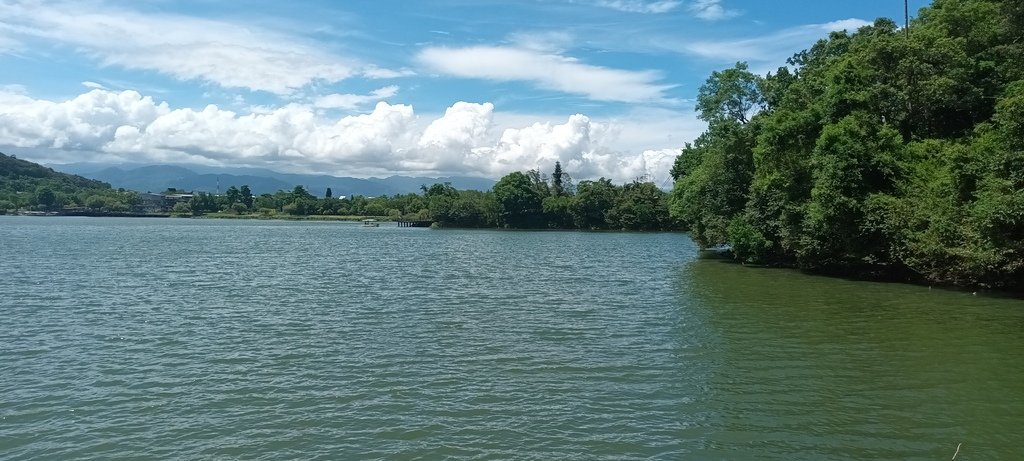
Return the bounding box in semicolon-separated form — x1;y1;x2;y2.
419;102;495;151
0;88;692;184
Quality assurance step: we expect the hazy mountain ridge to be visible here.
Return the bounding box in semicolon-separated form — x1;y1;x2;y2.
51;163;496;196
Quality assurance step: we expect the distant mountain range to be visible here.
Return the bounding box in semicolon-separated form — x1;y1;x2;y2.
49;163;496;197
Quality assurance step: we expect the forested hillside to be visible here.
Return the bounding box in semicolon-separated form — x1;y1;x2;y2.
670;0;1023;289
0;152;137;212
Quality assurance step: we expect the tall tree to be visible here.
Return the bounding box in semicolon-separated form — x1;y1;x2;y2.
239;185;254;209
670;62;760;246
552;161;565;196
225;186;241;205
695;62;764;124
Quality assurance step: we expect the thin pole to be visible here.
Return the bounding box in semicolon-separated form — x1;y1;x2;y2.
905;0;910;37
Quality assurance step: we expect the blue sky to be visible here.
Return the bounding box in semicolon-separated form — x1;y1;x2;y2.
0;0;931;183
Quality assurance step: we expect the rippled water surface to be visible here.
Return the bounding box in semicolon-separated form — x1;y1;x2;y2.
1;216;1022;460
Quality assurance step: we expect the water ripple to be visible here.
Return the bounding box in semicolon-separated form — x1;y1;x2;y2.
2;217;1022;460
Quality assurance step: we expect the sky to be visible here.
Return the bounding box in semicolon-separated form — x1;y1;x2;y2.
0;0;931;184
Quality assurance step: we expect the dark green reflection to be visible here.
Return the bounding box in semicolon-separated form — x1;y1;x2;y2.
681;257;1024;460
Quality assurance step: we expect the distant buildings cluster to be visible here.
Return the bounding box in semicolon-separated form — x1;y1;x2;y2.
137;192;193;213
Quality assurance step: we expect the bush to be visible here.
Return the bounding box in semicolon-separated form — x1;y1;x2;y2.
727;216;773;264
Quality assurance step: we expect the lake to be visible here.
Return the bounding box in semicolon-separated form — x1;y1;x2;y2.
1;216;1021;460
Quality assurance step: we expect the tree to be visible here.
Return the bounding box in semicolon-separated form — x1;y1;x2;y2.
425;183;460;223
364;202;386;217
797;113;904;269
189;192;219;215
570;178;618;229
669;120;755;246
542;195;573;228
172;202;192;215
225;186;241;205
493;171;544;228
552;161;566;196
291;185;314;201
35;186;57;209
609;181;670;231
240;185;254;209
325;187;333;199
696;62;764;124
85;195;106;210
254;193;278;211
525;169;551;198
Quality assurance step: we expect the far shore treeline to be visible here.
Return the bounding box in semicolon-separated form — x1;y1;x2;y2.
668;0;1023;289
167;162;675;231
0;153;675;231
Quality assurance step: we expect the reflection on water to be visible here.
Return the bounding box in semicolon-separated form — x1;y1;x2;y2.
681;257;1024;460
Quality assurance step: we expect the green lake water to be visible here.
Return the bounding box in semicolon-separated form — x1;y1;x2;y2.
1;216;1021;460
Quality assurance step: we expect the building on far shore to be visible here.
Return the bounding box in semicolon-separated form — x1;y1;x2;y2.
137;192;194;213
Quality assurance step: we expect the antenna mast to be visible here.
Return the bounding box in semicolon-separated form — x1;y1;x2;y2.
905;0;910;38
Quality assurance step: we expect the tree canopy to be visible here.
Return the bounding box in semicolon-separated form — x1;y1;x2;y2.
669;0;1024;289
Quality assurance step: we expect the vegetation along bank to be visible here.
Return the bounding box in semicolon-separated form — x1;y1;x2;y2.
669;0;1023;290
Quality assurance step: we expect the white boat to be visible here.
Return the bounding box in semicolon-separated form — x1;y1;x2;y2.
361;218;380;227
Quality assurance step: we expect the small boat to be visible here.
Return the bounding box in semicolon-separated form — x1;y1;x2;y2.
361;218;380;227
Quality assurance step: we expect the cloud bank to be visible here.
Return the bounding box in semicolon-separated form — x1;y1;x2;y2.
0;89;687;185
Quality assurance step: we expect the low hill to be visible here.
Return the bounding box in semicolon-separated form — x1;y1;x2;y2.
0;152;134;212
1;152;111;189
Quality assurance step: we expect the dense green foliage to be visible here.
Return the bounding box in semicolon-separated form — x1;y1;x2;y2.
670;0;1024;289
480;167;674;230
0;152;137;213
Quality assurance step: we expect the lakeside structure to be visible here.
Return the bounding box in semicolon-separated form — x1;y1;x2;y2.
137;193;193;213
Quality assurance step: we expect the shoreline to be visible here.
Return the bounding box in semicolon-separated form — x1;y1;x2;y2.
698;250;1024;298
